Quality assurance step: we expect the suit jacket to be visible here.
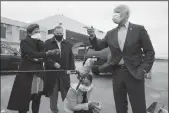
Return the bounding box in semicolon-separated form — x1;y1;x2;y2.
7;36;46;111
19;36;46;70
89;22;155;80
43;37;75;100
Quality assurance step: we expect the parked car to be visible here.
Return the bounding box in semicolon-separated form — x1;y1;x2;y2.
76;47;88;60
83;46;154;76
82;46;112;75
0;44;21;71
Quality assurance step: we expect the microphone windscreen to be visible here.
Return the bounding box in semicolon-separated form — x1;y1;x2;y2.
79;58;95;76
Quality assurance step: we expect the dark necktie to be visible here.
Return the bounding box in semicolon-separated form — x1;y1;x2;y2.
118;24;125;30
82;92;88;103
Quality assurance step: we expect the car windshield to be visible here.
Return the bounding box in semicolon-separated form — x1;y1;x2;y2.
86;47;109;59
1;47;20;56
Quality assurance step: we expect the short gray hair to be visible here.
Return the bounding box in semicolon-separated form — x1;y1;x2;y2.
54;26;63;31
114;5;130;17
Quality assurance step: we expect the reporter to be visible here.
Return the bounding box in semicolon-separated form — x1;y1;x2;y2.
64;74;101;113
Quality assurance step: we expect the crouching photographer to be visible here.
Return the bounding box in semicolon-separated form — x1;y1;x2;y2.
64;74;101;113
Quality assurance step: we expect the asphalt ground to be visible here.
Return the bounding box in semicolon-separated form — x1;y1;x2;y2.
1;60;168;113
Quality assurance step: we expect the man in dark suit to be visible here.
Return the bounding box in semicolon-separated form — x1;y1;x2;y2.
88;5;155;113
43;25;75;113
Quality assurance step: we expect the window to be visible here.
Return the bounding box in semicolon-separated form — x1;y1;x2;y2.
19;30;27;40
1;24;6;39
1;47;15;55
48;29;54;34
6;24;12;35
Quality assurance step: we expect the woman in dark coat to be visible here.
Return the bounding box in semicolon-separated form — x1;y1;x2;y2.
7;24;58;113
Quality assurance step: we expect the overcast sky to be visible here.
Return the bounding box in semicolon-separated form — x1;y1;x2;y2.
1;1;168;58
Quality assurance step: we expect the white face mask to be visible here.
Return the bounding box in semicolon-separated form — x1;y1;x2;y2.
31;33;41;40
79;84;92;92
112;12;121;24
113;13;120;18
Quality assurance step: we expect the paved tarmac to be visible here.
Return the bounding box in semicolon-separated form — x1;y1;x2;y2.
1;60;168;113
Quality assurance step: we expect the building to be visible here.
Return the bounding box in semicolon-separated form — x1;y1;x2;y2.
1;15;106;54
1;17;47;51
34;14;106;55
34;14;106;41
1;17;27;51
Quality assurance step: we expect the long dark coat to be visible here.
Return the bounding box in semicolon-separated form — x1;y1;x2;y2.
43;37;75;100
7;36;46;111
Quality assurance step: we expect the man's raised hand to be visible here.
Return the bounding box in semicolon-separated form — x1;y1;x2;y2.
87;26;96;40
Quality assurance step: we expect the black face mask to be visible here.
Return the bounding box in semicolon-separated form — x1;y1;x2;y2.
54;35;63;41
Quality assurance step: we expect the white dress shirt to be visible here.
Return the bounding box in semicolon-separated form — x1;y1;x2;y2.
54;38;62;57
118;21;129;64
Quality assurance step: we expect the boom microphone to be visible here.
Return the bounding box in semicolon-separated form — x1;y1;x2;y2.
76;58;97;90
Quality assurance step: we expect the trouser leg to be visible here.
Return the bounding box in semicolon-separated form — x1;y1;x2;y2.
50;83;59;113
112;68;128;113
31;92;42;113
125;70;147;113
